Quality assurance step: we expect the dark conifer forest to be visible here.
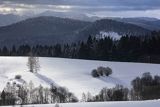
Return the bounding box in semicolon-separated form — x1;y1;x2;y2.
1;31;160;63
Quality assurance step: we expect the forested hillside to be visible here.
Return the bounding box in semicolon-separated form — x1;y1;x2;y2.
0;31;160;63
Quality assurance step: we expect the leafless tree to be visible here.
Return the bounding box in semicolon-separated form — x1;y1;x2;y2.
27;55;40;73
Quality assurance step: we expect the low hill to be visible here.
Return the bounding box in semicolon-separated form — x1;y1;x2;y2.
0;57;159;99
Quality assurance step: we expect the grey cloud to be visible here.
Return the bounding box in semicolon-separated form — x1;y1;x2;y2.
2;0;160;12
1;0;160;6
1;0;160;18
1;0;160;11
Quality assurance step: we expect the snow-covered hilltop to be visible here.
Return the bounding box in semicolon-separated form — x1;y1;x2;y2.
0;57;160;100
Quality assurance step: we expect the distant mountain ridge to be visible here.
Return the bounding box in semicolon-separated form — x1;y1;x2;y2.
0;16;91;47
0;12;98;27
38;11;100;22
109;17;160;31
1;12;160;31
76;19;150;41
0;16;152;47
0;14;23;26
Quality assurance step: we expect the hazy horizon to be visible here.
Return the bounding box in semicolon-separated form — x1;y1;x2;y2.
0;0;160;19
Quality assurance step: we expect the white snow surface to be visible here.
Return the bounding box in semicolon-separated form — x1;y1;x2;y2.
0;57;160;99
3;100;160;107
96;31;122;40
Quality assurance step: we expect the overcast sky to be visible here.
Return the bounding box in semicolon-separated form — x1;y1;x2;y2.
0;0;160;18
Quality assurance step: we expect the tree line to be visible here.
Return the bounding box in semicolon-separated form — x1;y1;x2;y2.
131;72;160;100
0;81;78;106
0;72;160;105
1;31;160;63
81;72;160;102
81;85;129;102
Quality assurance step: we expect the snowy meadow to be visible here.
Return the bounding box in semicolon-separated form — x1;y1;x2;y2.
0;57;160;106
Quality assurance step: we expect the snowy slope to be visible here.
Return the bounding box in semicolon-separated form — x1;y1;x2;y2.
3;100;160;107
0;57;160;99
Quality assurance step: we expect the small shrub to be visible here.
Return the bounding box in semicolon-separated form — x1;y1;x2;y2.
91;69;99;77
91;66;113;78
104;67;112;76
97;66;105;76
15;75;22;79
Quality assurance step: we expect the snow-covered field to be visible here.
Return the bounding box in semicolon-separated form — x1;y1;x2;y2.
3;100;160;107
0;57;160;99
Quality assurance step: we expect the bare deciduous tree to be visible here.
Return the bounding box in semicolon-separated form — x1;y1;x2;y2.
27;55;40;73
